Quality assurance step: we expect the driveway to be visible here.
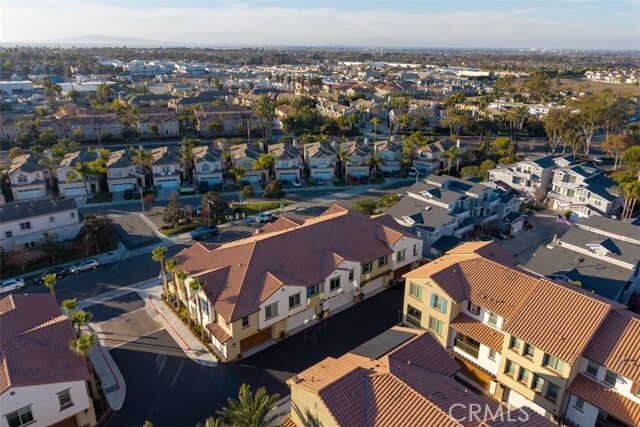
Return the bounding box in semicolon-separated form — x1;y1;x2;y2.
110;213;161;250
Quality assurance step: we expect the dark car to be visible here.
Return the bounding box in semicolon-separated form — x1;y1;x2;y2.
348;176;360;185
359;175;370;184
391;170;400;178
489;229;508;240
189;226;220;240
382;171;391;178
211;183;223;192
124;189;134;199
35;267;67;283
241;180;251;187
280;180;292;189
199;181;210;193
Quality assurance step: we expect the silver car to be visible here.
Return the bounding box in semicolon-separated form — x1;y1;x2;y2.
69;259;99;274
0;278;26;294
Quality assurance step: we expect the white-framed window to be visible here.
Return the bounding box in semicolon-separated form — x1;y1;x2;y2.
509;336;521;350
505;359;517;377
288;293;301;309
604;369;618;386
5;406;34;427
488;349;497;361
241;317;250;328
488;312;499;327
202;163;211;172
432;294;446;312
265;302;278;319
348;268;355;282
19;222;31;231
329;277;340;291
586;360;599;377
428;316;443;336
397;248;406;262
518;367;531;384
467;301;480;315
57;389;73;409
17;174;28;183
5;231;12;238
24;241;36;249
377;255;388;268
574;397;585;412
543;353;565;374
413;243;419;256
523;343;535;358
409;282;423;301
532;374;545;391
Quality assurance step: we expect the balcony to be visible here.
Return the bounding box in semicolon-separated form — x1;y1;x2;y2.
454;340;480;359
406;314;421;328
451;209;471;220
473;213;499;225
483;197;500;209
454;220;474;236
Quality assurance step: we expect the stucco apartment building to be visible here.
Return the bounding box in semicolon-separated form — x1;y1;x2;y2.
173;205;423;360
488;156;563;200
0;294;97;427
402;241;640;426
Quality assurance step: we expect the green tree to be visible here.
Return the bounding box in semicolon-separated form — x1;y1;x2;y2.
52;138;81;158
352;199;378;215
603;134;631;171
263;180;285;199
217;384;280;427
38;231;62;265
163;200;185;228
8;147;23;159
131;147;154;188
66;161;92;196
441;146;464;174
206;121;224;135
42;77;62;109
62;298;78;317
253;153;276;180
152;246;169;299
68;332;100;398
149;124;160;137
96;83;112;103
80;214;114;254
621;145;640;178
370;117;382;142
181;138;200;186
366;152;383;177
492;137;512;156
440;107;469;137
401;141;417;168
189;277;205;341
71;310;93;337
336;148;350;180
42;273;58;297
229;166;246;183
202;191;228;216
460;165;483;180
526;70;550;102
175;270;188;313
377;193;401;211
39;128;58;146
240;185;254;202
253;96;276;141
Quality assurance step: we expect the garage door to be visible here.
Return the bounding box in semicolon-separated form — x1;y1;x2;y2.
286;307;315;331
278;172;297;180
63;185;86;196
505;389;547;416
325;290;353;313
361;276;384;296
240;328;272;352
244;174;261;183
155;179;178;188
112;182;133;192
350;169;369;177
312;171;332;179
15;188;44;200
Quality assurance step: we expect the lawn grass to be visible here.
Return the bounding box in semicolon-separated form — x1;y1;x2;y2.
86;193;113;204
160;220;206;236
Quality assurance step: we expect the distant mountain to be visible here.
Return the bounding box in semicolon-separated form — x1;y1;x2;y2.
1;34;180;47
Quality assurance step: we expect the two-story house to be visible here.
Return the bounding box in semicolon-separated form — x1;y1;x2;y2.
339;140;371;178
192;145;223;188
269;142;303;181
150;146;182;190
374;140;403;173
106;149;140;193
303;142;337;180
173;205;423;360
488;156;562;200
137;113;180;139
548;162;622;220
230;143;263;183
0;198;83;251
402;241;628;422
413;139;454;174
7;153;48;201
56;150;98;197
524;218;640;304
0;294;97;427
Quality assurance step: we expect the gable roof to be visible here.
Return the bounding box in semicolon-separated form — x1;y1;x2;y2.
8;153;44;175
0;198;78;223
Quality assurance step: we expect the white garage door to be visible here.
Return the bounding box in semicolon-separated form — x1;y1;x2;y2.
325;290;353;313
15;188;44;200
505;389;547;417
350;169;369;177
361;276;384;296
155;179;178;188
112;182;133;192
63;185;87;196
286;307;316;331
244;174;260;183
278;172;297;180
312;171;333;179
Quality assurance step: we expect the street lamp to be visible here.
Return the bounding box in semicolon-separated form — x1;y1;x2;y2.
410;167;419;184
207;200;216;227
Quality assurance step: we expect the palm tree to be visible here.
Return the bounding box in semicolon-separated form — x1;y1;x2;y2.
131;147;154;188
42;273;57;297
366;153;383;177
441;146;464;175
71;310;93;337
401;141;417;169
175;270;189;318
206;121;224;136
203;417;225;427
252;153;275;181
181;139;199;186
218;384;280;427
152;246;169;298
165;258;178;301
62;298;78;317
38;156;60;192
229;166;246;184
370;118;382;142
336;149;350;182
189;277;206;341
52;138;81;159
621;181;640;221
66;161;92;196
69;332;100;398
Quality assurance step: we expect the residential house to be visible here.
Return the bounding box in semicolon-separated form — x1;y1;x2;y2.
230;143;263;183
351;98;385;122
548;162;622;220
192;146;223;187
173;205;423;360
55;103;116;119
317;101;356;119
413;139;455;174
128;93;175;108
56;150;99;197
373;140;403;173
303;142;337;180
0;198;83;251
0;115;28;143
387;176;521;256
106;149;140;193
488;156;562;200
402;241;633;422
524;218;640;304
284;325;553;427
0;294;97;427
150;146;182;190
339;140;372;178
7;153;48;201
194;106;257;137
269;142;303;181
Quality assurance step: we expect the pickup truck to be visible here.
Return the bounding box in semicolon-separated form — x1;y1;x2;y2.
189;226;220;240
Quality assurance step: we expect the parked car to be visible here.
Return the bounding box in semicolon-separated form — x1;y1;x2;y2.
292;178;302;187
589;156;603;165
408;169;417;177
68;259;99;274
348;176;360;185
241;179;251;186
35;267;67;283
189;225;220;240
359;176;370;184
479;236;495;242
124;189;134;199
280;180;292;189
255;212;277;223
0;278;25;294
391;170;400;178
382;171;391;178
489;229;508;240
315;177;325;186
199;181;210;193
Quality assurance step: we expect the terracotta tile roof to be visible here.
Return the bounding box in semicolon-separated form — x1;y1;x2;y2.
583;310;640;383
568;373;640;427
259;217;304;234
279;415;296;427
177;207;416;322
0;294;90;394
385;327;460;376
451;313;505;351
205;323;231;344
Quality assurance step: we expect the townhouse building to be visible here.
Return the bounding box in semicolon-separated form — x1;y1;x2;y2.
194;106;258;137
0;294;97;427
339;140;371;178
387;175;521;255
173;205;423;360
137;114;180;139
192;145;223;188
402;241;636;424
525;217;640;304
548;162;622;219
149;146;182;190
7;153;48;201
0;115;27;143
317;100;356;119
106;149;141;193
413;139;455;174
268;142;303;181
56;150;99;197
351;98;384;121
0;199;83;251
373;140;403;173
284;325;553;427
303;142;337;180
488;156;563;200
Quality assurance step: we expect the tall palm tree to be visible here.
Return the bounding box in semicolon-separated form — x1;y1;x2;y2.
71;310;93;337
42;273;57;297
165;258;178;301
62;298;78;317
131;147;154;188
66;161;93;196
336;149;350;181
175;270;189;319
68;332;100;398
189;277;205;341
152;246;169;298
217;384;280;427
181;139;199;186
366;153;383;177
370;118;382;142
203;417;225;427
38;156;60;192
441;146;464;174
621;181;640;221
401;141;417;169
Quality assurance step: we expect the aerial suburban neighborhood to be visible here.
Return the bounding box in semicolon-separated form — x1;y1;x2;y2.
0;1;639;426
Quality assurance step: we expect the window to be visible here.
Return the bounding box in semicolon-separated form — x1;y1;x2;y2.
413;243;419;256
488;349;497;361
6;406;34;427
505;359;517;377
409;282;423;301
329;277;340;291
265;302;278;319
19;222;31;231
202;163;210;172
574;397;585;412
586;360;599;377
545;382;560;403
24;241;36;249
200;298;209;316
518;367;531;384
467;301;480;315
488;312;499;327
532;374;545;391
17;174;27;183
634;383;640;397
348;268;355;282
362;261;373;274
49;216;55;223
397;249;406;262
377;255;388;268
523;343;535;358
288;293;301;309
428;316;443;336
406;305;422;327
604;369;618;386
5;231;12;238
242;317;250;328
543;354;565;374
307;284;320;298
509;336;521;351
70;212;76;218
431;294;447;313
58;389;73;409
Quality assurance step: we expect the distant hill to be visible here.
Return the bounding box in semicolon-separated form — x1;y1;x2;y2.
1;34;179;47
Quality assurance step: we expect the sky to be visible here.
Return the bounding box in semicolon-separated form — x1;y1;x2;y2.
1;0;639;50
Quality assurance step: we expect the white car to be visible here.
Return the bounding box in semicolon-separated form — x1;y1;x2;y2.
589;156;603;165
69;259;99;274
255;212;276;223
0;278;25;294
292;178;302;188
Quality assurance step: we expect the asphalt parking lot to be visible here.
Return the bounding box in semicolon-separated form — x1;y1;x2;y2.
110;213;160;250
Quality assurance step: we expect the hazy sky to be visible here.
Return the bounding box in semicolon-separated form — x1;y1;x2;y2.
1;0;639;49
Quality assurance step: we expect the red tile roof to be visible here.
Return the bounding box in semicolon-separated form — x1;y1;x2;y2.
0;294;90;394
568;373;640;427
583;310;640;383
451;313;505;351
177;206;417;322
205;323;231;344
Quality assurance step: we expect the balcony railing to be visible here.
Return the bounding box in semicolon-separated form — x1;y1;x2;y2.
473;213;499;225
454;341;480;359
405;314;421;328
